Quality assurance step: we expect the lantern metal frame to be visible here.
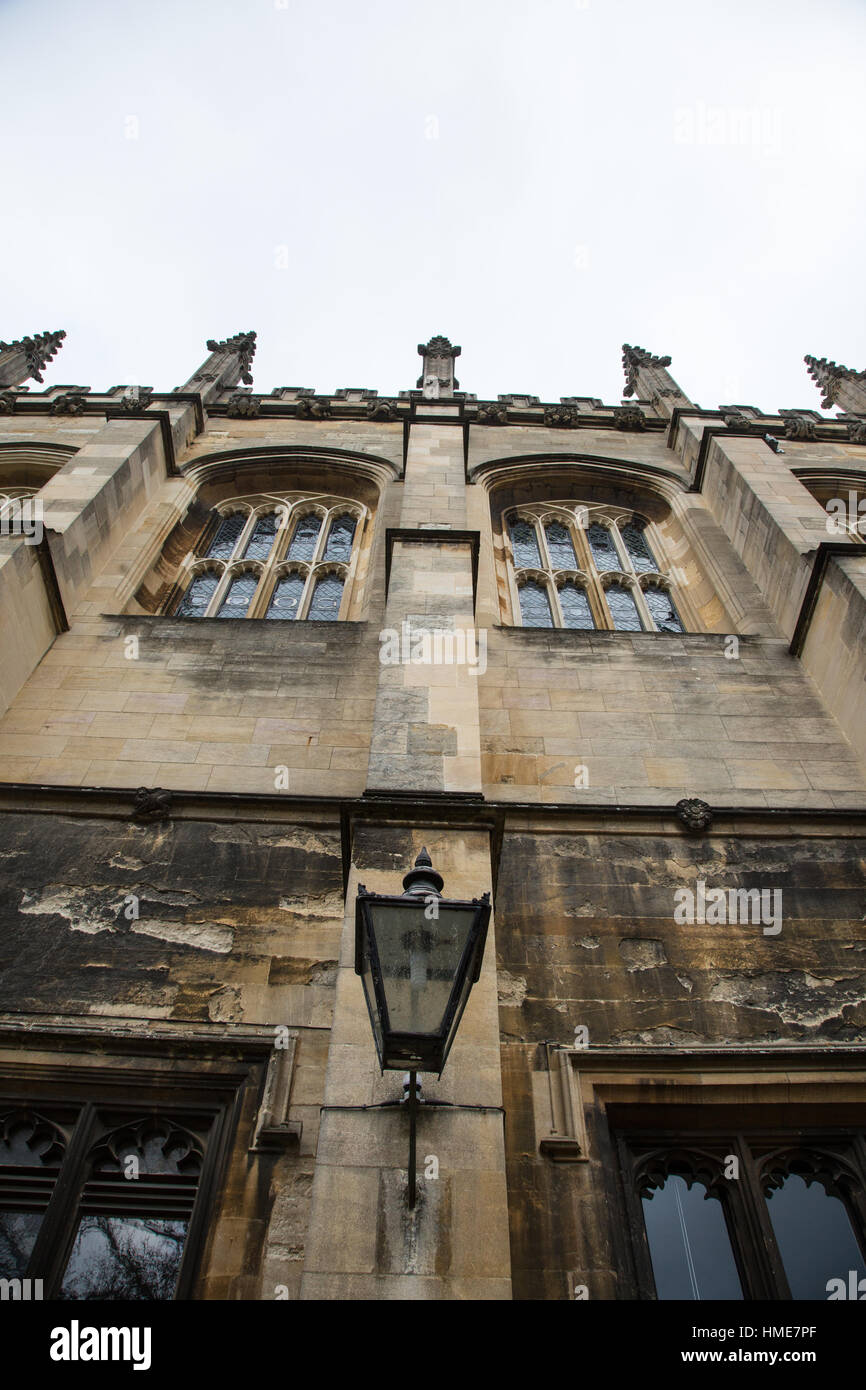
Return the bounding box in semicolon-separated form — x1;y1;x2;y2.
353;849;491;1207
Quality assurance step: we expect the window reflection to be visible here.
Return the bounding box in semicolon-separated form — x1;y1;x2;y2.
642;1174;742;1301
307;574;344;621
288;514;322;562
206;514;245;560
216;574;259;618
606;583;643;631
558;582;594;630
244;512;280;561
60;1215;187;1301
175;573;219;617
266;573;305;620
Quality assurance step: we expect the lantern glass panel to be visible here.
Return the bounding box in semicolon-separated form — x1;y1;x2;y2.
366;902;477;1038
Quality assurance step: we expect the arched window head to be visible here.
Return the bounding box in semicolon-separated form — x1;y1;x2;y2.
167;494;365;621
503;502;688;633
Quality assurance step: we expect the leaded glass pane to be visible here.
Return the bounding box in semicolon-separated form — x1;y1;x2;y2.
206;513;245;560
644;585;684;633
175;573;219;617
642;1175;742;1300
60;1215;188;1301
606;583;642;631
307;574;344;621
324;513;357;562
766;1173;866;1301
559;582;594;630
244;512;280;561
288;513;322;562
587;524;619;572
509;520;541;568
621;521;657;573
545;521;576;569
266;573;305;620
216;573;259;618
518;581;553;628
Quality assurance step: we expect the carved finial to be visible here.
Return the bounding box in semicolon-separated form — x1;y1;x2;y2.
0;329;66;386
804;354;866;410
416;335;461;395
621;343;672;398
205;331;257;385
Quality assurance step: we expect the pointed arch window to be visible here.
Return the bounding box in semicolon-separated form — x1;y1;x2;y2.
623;1131;866;1301
168;495;365;622
504;503;688;633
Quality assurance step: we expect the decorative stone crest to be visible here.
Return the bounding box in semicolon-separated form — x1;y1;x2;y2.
804;354;866;410
722;409;757;432
131;787;172;822
780;410;819;441
366;399;399;421
613;405;646;431
622;343;672;398
226;391;260;419
49;391;88;415
295;397;331;419
206;331;257;385
476;403;508;424
0;391;17;415
845;416;866;444
675;797;713;834
120;387;153;413
544;405;579;427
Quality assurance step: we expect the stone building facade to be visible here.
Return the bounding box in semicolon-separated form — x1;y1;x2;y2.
0;329;865;1301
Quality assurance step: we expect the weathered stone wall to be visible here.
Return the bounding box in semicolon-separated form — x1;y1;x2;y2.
496;822;866;1297
0;805;343;1299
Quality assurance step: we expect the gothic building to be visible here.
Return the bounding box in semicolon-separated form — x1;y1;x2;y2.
0;328;864;1301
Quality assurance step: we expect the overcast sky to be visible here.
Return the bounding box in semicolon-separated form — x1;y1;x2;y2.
1;0;864;413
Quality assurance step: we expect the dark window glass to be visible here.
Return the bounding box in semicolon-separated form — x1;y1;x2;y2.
559;582;595;630
518;581;553;628
175;573;220;618
216;574;259;618
266;573;305;620
60;1216;187;1301
244;512;280;561
587;524;619;572
621;522;657;573
206;514;246;560
606;583;643;631
288;514;322;562
324;514;357;562
766;1174;865;1300
509;520;541;569
307;574;344;621
544;521;576;569
642;1174;742;1301
644;585;684;633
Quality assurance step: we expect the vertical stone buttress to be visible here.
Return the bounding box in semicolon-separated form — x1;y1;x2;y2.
300;340;512;1299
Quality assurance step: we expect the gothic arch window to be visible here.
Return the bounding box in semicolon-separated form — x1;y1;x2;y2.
168;494;366;621
0;1101;219;1300
621;1130;866;1301
504;504;686;632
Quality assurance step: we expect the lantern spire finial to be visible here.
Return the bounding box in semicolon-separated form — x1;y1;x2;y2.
402;848;444;897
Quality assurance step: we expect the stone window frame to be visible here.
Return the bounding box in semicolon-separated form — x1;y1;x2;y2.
535;1045;866;1300
503;502;688;632
169;493;367;622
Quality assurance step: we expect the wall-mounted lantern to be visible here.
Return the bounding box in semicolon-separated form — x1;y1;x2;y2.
354;848;491;1206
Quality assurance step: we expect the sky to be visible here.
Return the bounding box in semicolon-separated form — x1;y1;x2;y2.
1;0;864;413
